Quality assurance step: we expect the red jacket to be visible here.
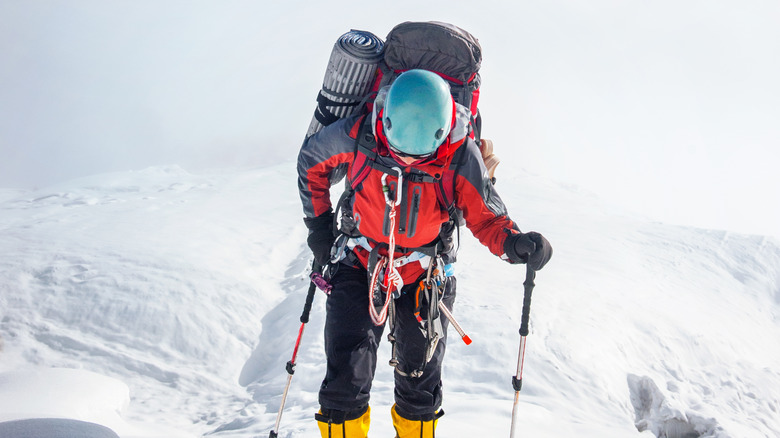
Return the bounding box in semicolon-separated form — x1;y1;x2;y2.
298;100;521;284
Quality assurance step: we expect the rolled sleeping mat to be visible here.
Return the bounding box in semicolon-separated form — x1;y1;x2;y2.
306;30;385;139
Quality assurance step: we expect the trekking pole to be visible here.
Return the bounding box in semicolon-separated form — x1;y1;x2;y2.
269;260;323;438
509;264;536;438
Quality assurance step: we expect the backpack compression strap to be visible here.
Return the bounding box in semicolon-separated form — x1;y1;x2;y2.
314;88;366;128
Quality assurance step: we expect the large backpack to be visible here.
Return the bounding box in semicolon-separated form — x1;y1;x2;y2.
307;22;499;232
307;22;497;171
377;21;484;142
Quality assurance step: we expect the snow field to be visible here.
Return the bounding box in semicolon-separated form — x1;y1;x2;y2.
0;163;778;437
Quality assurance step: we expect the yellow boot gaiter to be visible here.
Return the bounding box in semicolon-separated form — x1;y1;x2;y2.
391;404;442;438
316;406;370;438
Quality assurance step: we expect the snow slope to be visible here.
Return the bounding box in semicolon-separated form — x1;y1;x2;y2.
1;164;779;437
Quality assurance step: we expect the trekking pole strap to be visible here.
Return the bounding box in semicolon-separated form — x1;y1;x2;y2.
519;264;535;337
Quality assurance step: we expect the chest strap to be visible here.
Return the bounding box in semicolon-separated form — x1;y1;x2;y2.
347;236;434;272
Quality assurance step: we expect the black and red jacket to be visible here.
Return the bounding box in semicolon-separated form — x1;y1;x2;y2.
298;97;522;284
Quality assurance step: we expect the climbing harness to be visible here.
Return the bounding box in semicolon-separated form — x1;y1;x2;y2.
339;164;474;377
387;255;445;378
419;260;445;364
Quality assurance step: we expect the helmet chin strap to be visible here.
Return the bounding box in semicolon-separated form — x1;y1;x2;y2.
389;150;427;166
377;107;453;167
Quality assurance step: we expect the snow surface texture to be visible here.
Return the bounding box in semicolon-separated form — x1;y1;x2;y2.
0;418;119;438
1;164;779;437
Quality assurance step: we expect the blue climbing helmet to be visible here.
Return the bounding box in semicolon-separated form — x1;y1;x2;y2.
382;69;454;157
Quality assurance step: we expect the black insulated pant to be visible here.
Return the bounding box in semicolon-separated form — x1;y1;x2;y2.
318;263;455;417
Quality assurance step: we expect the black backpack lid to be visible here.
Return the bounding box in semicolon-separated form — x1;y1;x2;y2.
383;21;482;84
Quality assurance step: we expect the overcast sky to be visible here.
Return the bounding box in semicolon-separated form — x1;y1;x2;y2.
1;0;779;238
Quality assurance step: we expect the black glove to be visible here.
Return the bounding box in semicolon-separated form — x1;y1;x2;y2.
303;212;336;266
505;231;553;271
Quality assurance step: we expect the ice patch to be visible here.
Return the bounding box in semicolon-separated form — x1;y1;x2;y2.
628;374;722;438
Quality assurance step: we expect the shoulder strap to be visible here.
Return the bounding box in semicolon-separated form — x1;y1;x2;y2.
349;116;378;191
435;141;469;215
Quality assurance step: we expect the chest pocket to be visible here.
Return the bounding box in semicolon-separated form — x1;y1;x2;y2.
352;170;449;249
394;179;448;244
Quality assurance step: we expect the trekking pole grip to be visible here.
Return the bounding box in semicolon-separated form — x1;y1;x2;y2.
519;264;536;337
300;261;322;324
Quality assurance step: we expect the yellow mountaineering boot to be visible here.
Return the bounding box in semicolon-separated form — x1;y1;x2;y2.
316;406;370;438
391;404;442;438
